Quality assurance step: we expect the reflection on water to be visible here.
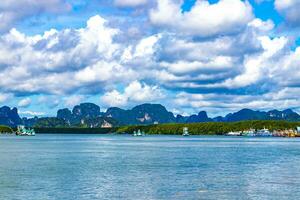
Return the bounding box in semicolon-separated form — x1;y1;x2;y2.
0;135;300;200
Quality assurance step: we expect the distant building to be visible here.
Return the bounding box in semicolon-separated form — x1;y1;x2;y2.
297;127;300;133
101;120;112;128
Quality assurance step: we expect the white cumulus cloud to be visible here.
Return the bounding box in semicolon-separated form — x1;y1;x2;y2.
275;0;300;26
101;81;165;107
18;97;32;108
64;95;84;107
0;0;71;32
150;0;253;37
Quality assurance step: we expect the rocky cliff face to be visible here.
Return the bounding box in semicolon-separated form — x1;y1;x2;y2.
132;104;175;124
72;103;101;120
0;106;22;127
57;103;101;125
185;111;212;123
213;109;300;122
22;116;39;127
57;108;73;124
104;103;176;125
79;117;118;128
105;107;136;125
56;103;117;128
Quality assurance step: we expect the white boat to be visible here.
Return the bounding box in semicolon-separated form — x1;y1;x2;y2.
16;125;35;136
226;131;242;136
243;129;256;137
243;128;273;137
133;129;145;136
256;128;272;137
183;127;189;136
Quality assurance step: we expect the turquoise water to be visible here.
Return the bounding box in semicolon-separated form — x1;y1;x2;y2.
0;134;300;200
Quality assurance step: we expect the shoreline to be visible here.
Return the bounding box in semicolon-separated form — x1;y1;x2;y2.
1;120;300;137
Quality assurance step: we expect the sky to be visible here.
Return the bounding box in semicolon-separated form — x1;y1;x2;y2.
0;0;300;118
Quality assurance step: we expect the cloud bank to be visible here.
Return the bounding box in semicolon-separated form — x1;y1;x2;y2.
0;0;299;116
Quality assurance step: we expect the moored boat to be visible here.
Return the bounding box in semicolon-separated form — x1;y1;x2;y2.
255;128;272;137
242;129;256;137
182;127;189;136
133;129;145;136
16;125;35;136
226;131;242;136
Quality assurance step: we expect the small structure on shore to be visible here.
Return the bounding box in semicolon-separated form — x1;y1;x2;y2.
273;129;297;137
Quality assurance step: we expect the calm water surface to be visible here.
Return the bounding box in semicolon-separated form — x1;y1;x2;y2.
0;134;299;200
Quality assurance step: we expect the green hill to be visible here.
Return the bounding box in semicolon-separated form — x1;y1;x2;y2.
0;125;14;134
116;120;300;135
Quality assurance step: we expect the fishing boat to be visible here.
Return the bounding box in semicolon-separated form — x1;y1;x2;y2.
133;129;145;137
16;125;35;136
182;127;189;136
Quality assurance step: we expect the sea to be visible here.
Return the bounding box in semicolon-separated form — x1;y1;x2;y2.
0;134;299;200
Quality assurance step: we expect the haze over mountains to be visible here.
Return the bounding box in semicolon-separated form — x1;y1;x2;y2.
1;103;300;128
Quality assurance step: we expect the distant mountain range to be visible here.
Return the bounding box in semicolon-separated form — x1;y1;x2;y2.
1;103;300;128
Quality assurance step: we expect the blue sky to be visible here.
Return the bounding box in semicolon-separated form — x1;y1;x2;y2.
0;0;300;117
